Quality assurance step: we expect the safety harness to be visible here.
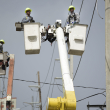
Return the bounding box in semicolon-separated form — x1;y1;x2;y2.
69;13;77;24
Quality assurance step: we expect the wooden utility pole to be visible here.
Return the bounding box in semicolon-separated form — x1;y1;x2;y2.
37;71;42;110
105;0;110;110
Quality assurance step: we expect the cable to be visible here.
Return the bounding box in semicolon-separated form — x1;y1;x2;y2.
55;80;63;93
51;79;55;97
0;76;63;86
21;104;30;109
79;0;84;15
96;0;104;19
41;41;56;88
73;56;82;80
42;60;56;108
0;77;106;90
102;93;106;97
77;91;106;102
73;0;97;81
71;0;74;5
74;86;106;90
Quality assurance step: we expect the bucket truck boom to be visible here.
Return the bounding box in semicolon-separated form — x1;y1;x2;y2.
6;54;15;109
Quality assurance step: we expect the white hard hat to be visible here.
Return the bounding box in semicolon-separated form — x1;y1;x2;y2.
48;29;53;34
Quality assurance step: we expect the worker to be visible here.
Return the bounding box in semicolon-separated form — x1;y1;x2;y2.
66;5;80;43
67;5;80;24
6;101;10;110
0;39;4;53
22;8;35;23
45;25;56;46
0;40;10;70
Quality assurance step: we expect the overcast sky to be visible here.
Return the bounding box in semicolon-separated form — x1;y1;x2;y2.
0;0;105;110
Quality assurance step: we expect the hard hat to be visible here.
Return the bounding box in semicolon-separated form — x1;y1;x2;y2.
0;39;5;44
25;8;32;13
56;20;62;24
48;29;53;34
68;5;75;11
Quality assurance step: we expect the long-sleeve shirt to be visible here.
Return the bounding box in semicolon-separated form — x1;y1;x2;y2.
21;16;34;23
67;12;80;24
0;44;3;53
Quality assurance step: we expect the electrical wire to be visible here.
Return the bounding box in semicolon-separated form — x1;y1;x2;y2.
79;0;84;15
0;76;63;86
96;0;104;19
41;41;56;88
0;77;106;90
21;104;30;109
76;91;106;102
74;86;106;90
51;79;55;97
73;0;98;81
102;93;106;97
71;0;74;5
55;80;63;93
42;60;56;108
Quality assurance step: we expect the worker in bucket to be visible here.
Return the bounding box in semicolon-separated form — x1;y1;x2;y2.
0;39;4;53
66;5;80;43
0;39;10;70
67;5;80;24
45;24;56;46
22;7;35;23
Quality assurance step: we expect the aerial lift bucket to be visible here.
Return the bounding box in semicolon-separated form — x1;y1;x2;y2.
23;23;41;54
0;52;8;75
67;24;88;56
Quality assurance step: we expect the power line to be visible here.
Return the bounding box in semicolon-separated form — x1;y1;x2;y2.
41;41;56;88
73;0;97;81
21;104;30;110
79;0;84;15
0;77;106;90
96;0;104;19
76;91;106;102
71;0;74;5
51;79;55;97
55;80;63;93
42;60;56;108
74;86;106;90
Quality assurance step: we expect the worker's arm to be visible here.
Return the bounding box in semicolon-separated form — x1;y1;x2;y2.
75;13;80;23
66;15;70;24
45;29;48;41
0;45;3;53
21;16;31;23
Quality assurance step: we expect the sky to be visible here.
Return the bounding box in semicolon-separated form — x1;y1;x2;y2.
0;0;105;110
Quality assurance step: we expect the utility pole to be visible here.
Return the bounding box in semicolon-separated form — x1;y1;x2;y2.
27;73;41;110
37;71;42;110
105;0;110;110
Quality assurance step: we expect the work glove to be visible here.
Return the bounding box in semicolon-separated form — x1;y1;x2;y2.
30;17;35;22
